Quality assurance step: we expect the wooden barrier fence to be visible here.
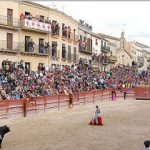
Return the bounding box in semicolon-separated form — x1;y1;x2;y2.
135;86;150;100
0;88;135;120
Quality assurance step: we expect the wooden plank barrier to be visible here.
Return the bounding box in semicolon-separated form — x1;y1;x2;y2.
0;88;137;119
0;101;8;119
7;99;24;118
45;95;59;111
135;87;150;100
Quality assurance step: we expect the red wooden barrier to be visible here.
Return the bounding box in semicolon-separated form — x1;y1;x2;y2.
0;88;136;119
135;87;150;100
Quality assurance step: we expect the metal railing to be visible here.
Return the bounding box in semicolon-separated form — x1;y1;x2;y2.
79;42;92;54
101;46;110;53
0;40;50;55
0;15;20;28
19;42;50;55
0;40;20;51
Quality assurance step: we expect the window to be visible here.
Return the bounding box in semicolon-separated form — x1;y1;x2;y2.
95;39;98;45
80;35;82;41
104;41;107;47
7;33;13;50
62;44;66;59
84;37;86;42
101;40;103;47
62;23;65;30
7;9;13;25
74;47;77;61
25;62;30;74
68;46;71;60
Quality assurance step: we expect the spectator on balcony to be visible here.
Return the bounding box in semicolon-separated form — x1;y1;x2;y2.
39;17;44;23
51;21;56;35
27;14;32;20
45;42;49;54
28;39;35;52
25;39;30;52
55;23;60;35
68;26;71;39
39;41;45;54
64;26;67;37
35;15;40;22
20;13;25;20
45;17;51;24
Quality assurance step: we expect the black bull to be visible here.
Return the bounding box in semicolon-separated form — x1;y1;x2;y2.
0;125;10;149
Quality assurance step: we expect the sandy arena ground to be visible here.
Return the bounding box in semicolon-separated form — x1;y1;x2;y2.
1;99;150;150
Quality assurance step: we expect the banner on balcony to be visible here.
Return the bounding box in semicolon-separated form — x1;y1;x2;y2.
24;19;51;32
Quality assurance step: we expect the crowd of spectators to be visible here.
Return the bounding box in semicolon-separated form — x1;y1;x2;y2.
0;58;149;100
20;13;51;24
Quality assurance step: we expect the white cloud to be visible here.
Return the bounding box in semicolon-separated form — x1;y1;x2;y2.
35;1;150;46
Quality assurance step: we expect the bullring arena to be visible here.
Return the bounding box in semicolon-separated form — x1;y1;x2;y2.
0;88;150;150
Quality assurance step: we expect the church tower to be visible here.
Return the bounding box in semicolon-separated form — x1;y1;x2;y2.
120;30;125;50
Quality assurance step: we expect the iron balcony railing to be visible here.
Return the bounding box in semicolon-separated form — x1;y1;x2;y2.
79;41;92;54
0;15;20;28
0;40;20;52
0;40;50;55
19;42;50;55
101;46;110;53
92;55;109;65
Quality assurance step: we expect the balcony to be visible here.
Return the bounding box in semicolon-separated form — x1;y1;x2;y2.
137;56;144;67
101;46;110;53
0;40;51;57
19;42;50;57
51;24;60;39
0;40;19;54
92;55;109;66
20;19;50;34
108;55;117;63
0;15;20;30
79;41;92;54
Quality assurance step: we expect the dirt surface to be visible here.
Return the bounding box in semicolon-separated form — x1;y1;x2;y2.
0;99;150;150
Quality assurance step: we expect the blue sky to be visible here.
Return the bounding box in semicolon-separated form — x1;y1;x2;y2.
35;1;150;46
